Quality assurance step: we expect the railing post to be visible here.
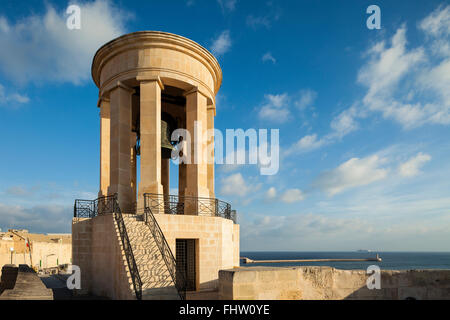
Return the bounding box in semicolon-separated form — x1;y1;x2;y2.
215;198;219;217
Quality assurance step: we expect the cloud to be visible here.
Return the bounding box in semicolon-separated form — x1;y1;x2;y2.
4;186;39;197
0;203;72;234
399;152;432;177
241;204;450;251
210;30;232;56
291;6;450;155
217;0;237;12
258;93;290;123
246;4;281;30
312;155;388;196
0;84;29;106
357;27;431;128
295;89;317;110
220;173;253;197
0;0;129;85
355;12;450;129
262;52;276;64
265;187;277;200
419;5;450;37
241;213;375;251
285;134;326;155
280;189;304;203
329;105;361;138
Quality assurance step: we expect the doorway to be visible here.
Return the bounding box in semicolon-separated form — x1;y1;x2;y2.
176;239;197;291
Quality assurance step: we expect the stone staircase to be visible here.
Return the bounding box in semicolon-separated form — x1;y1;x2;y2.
121;214;180;300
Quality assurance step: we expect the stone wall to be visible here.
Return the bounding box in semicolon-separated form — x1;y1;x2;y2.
0;265;53;300
219;266;450;300
0;233;72;277
155;214;240;291
72;213;240;299
72;215;135;299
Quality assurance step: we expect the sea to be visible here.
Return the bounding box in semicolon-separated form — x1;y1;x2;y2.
240;252;450;270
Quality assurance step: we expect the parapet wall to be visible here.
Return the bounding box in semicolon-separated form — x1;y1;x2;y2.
219;266;450;300
0;265;53;300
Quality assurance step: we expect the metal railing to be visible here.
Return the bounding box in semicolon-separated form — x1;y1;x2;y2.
73;194;143;300
144;193;237;223
144;206;187;300
73;195;116;218
114;198;143;300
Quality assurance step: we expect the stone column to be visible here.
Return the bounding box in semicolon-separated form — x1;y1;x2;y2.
137;76;164;211
207;105;215;198
99;97;110;198
161;158;170;213
130;132;137;211
178;163;186;198
161;158;170;196
184;88;210;215
107;82;134;213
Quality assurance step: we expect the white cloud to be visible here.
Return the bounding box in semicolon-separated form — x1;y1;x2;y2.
258;93;290;123
210;30;231;56
399;152;431;177
262;52;276;64
280;189;304;203
217;0;237;12
356;13;450;128
295;89;317;110
241;213;375;251
220;173;253;197
265;187;277;199
285;134;326;155
0;203;71;234
312;155;388;196
419;5;450;37
329;105;360;138
0;84;29;106
0;0;129;85
294;7;450;155
246;4;281;30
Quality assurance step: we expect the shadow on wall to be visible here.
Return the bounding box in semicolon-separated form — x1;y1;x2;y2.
218;266;450;300
344;269;450;300
0;264;18;295
0;265;53;300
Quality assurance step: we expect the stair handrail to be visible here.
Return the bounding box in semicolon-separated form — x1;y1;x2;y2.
73;194;143;300
113;195;143;300
143;206;187;300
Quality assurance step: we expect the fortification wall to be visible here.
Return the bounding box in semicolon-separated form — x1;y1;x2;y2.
219;266;450;300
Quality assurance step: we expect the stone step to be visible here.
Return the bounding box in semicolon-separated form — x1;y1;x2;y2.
115;214;180;300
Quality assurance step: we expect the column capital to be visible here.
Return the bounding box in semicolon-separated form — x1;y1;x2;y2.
136;75;164;90
97;96;110;108
184;86;216;109
110;81;136;94
183;86;209;99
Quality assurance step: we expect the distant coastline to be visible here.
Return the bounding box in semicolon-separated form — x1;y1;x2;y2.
240;251;450;270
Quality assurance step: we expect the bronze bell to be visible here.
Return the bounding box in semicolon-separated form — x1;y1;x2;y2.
161;118;175;159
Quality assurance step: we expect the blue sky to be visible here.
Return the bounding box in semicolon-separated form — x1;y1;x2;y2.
0;0;449;251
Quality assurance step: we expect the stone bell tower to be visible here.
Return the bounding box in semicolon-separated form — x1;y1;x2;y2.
73;31;239;300
94;31;219;213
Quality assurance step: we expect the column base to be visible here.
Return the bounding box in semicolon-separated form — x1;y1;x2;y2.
107;184;133;213
138;182;164;213
184;187;211;215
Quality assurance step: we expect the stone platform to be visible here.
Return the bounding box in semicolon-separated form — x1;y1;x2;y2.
0;265;53;300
